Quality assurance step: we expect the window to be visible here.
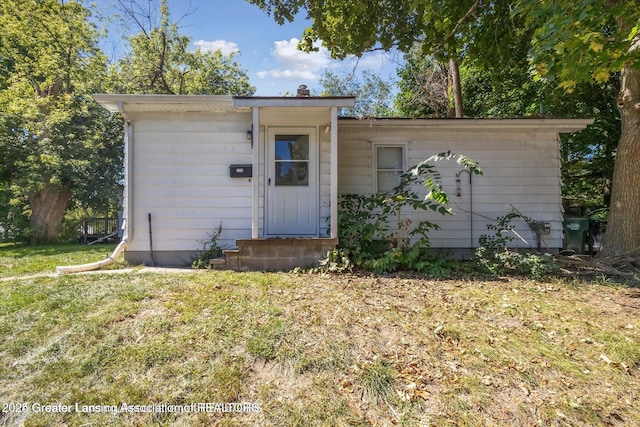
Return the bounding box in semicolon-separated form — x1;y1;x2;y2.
375;145;405;192
274;134;309;186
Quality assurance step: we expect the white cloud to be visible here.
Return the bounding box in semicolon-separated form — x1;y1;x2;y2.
255;38;403;94
193;40;240;56
257;38;332;81
355;50;401;71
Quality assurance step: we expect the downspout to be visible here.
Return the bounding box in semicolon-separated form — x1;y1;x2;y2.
118;101;134;246
56;102;132;273
56;240;127;273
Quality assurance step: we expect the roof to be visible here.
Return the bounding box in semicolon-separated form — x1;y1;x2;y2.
92;94;592;133
232;96;355;108
337;117;594;133
93;94;356;114
93;94;247;114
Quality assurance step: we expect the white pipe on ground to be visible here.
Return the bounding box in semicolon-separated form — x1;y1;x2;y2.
56;239;127;274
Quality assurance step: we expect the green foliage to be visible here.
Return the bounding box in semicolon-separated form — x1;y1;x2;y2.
328;152;482;274
319;70;397;117
0;0;123;242
359;358;396;404
395;51;450;118
554;81;619;216
459;18;619;217
478;211;530;253
317;248;354;273
516;0;639;89
336;193;391;260
110;0;254;95
0;182;29;242
1;0;257;243
475;211;557;280
251;0;482;61
191;222;224;269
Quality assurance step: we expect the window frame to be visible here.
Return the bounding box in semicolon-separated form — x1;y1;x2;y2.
373;143;408;193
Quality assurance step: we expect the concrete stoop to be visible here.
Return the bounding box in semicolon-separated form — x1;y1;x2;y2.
210;238;337;271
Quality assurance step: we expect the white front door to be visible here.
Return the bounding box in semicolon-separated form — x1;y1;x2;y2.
267;128;318;236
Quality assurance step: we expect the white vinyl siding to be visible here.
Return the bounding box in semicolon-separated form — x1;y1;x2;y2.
338;124;566;250
127;111;253;252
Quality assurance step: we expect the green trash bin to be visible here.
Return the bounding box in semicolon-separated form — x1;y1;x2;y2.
563;217;590;254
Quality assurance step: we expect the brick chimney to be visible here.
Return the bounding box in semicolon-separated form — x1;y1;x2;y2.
296;84;310;97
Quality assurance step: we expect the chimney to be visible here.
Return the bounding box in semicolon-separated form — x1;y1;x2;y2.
296;84;310;97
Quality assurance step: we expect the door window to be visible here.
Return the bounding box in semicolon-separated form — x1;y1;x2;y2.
275;135;309;186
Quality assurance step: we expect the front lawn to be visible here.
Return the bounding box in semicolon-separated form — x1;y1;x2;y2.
0;260;638;425
0;243;122;278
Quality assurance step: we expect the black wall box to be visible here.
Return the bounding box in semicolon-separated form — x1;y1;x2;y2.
229;164;252;178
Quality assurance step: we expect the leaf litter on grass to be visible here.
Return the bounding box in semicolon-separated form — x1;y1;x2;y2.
0;270;638;426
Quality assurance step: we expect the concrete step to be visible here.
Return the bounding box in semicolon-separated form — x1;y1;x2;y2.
209;257;226;269
231;238;337;271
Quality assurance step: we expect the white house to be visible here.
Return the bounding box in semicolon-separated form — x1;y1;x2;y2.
93;92;592;270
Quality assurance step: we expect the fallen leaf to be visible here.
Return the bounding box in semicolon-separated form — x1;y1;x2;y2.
519;384;530;396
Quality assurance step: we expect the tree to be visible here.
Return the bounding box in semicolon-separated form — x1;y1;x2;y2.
0;0;123;243
248;0;487;117
517;0;640;256
461;64;619;216
111;0;255;95
319;70;396;117
395;49;451;118
451;23;619;219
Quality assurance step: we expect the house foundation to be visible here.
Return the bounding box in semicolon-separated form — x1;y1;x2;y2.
216;238;337;271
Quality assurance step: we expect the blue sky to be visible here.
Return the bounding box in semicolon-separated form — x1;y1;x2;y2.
94;0;402;95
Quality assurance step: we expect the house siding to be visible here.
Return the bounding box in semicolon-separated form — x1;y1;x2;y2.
337;126;564;251
125;107;336;265
93;95;590;268
127;111;253;258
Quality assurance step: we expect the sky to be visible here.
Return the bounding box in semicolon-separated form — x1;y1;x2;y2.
95;0;402;96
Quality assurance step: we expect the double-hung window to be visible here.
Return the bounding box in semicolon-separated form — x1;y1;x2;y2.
375;145;405;193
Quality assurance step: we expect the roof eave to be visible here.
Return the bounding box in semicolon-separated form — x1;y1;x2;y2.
93;94;244;113
337;117;594;133
232;96;355;108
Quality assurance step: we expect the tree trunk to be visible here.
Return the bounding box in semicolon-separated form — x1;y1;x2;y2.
28;186;72;243
449;58;464;118
599;64;640;257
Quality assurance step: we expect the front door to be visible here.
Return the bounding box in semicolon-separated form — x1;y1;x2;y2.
267;128;318;236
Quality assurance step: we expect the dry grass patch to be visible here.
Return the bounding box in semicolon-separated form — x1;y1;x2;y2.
0;270;638;426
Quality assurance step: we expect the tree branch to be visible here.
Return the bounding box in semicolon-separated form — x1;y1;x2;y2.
444;0;481;43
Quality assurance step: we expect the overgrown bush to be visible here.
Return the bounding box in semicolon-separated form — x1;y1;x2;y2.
192;222;224;269
474;210;557;279
327;151;483;274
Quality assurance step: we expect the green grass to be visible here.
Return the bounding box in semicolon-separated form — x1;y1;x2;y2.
0;246;639;425
359;358;396;404
0;243;125;278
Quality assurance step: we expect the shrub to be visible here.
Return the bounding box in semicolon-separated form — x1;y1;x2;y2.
327;151;482;274
475;210;557;279
192;222;223;269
